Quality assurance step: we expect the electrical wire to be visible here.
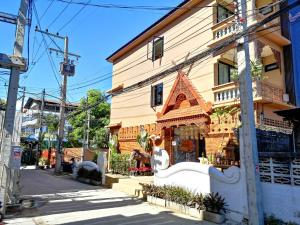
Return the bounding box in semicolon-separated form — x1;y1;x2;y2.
65;20;287;119
58;0;91;32
47;0;73;29
32;1;61;87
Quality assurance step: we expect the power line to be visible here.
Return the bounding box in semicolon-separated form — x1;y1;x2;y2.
50;9;227;92
53;0;224;10
32;1;61;87
58;0;91;32
47;0;73;28
66;9;293;119
40;0;55;22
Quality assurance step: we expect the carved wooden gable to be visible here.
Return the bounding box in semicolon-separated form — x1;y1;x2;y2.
157;71;212;119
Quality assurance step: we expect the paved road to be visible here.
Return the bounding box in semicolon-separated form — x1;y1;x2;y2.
5;169;216;225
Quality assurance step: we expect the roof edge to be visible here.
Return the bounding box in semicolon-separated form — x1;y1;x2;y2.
106;0;192;63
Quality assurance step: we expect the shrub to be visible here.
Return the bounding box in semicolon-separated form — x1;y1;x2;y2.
203;192;227;214
111;153;135;175
140;184;205;209
187;193;205;210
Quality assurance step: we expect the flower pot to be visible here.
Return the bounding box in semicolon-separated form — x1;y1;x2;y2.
147;196;166;207
189;208;204;220
203;211;225;224
147;196;204;220
166;200;183;212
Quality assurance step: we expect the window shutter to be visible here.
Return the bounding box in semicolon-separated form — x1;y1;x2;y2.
150;85;154;107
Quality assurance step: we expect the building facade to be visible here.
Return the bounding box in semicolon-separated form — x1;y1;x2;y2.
107;0;296;166
21;97;77;141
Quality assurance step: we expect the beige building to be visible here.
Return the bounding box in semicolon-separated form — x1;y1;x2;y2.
106;0;294;166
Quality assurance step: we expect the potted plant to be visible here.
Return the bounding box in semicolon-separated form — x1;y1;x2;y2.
203;192;227;224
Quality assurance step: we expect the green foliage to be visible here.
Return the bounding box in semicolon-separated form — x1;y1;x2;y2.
211;105;240;119
0;98;5;109
44;114;59;134
77;167;102;182
230;60;265;81
203;192;227;214
68;89;110;149
137;127;151;152
110;152;135;175
38;158;49;167
164;186;193;206
264;215;297;225
140;184;206;210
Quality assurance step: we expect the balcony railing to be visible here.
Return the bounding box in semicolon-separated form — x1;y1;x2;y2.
212;16;236;42
213;80;285;104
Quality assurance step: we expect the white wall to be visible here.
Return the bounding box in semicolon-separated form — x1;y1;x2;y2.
262;183;300;223
154;160;300;223
154;162;248;222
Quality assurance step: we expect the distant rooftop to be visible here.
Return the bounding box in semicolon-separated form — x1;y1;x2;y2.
24;97;78;113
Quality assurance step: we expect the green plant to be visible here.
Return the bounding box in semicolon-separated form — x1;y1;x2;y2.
165;186;192;206
137;126;151;152
203;192;227;214
230;59;266;81
211;105;240;120
38;158;49;167
140;184;205;209
110;153;135;175
187;193;205;210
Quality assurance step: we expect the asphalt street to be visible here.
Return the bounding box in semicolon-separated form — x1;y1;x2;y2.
4;168;216;225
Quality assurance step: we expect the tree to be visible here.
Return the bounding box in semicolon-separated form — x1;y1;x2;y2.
0;98;5;109
68;89;110;149
43;114;59;148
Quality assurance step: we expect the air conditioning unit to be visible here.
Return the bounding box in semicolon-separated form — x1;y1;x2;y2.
283;93;289;103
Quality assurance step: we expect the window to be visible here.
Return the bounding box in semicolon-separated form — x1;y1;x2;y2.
259;4;274;15
217;4;234;23
151;83;163;107
265;63;279;72
152;37;164;61
218;62;235;85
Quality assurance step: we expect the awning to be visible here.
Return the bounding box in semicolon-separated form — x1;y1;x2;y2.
157;105;209;129
106;84;124;95
106;122;122;128
274;108;300;122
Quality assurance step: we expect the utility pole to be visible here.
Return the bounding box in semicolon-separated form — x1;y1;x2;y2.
35;28;80;174
236;0;264;223
36;88;45;167
20;86;26;113
0;0;29;214
56;36;68;174
83;95;90;150
87;96;90;149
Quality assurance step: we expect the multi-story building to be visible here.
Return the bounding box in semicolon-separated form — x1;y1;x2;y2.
21;97;77;141
106;0;296;165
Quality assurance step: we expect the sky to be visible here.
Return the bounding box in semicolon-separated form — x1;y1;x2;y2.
0;0;182;104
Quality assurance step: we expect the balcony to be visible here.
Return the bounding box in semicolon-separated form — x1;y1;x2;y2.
255;2;290;46
209;16;236;46
213;80;289;106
